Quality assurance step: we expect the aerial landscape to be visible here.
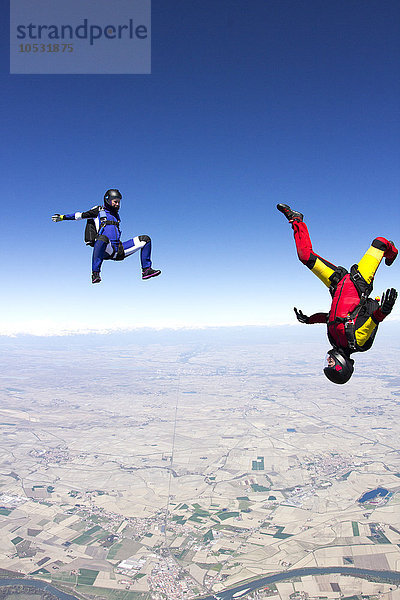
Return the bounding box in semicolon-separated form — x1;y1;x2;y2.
0;331;400;599
2;0;400;599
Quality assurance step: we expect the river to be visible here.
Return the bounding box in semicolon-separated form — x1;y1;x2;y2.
199;566;400;600
1;566;399;600
0;578;80;600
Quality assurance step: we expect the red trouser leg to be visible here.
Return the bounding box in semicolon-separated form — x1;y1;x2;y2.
292;221;337;287
292;221;313;264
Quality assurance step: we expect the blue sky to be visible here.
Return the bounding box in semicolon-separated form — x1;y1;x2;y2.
1;0;399;335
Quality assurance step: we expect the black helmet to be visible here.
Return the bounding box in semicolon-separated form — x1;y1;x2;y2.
104;189;122;207
323;349;354;384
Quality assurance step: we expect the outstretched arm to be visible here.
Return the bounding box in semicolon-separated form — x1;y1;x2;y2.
51;206;101;222
294;307;328;324
372;288;398;323
355;288;398;347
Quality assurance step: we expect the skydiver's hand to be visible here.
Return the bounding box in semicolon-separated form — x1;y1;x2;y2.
380;288;398;315
51;214;64;222
294;307;309;324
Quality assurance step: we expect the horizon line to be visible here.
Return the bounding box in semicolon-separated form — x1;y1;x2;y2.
0;321;301;338
1;314;398;339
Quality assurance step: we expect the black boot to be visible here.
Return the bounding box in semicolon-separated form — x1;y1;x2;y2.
92;272;101;284
142;267;161;280
277;203;303;222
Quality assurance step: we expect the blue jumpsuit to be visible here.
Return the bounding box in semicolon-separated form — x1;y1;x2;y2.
63;205;153;274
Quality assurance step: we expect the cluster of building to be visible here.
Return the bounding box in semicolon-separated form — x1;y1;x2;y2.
148;556;192;600
115;556;147;575
0;493;26;508
29;447;70;464
68;492;165;540
301;452;359;481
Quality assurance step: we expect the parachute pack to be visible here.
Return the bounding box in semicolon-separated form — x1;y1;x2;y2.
84;219;98;247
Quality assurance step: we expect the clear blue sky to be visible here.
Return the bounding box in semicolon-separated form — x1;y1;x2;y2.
1;0;399;335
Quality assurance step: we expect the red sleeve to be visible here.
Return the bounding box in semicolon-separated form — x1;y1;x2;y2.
372;308;386;324
307;312;328;324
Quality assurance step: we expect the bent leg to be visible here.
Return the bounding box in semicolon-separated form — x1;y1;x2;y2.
292;221;337;288
358;237;396;284
121;235;152;269
92;236;114;273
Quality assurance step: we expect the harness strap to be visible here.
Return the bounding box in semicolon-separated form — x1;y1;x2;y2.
114;242;125;261
96;234;109;244
98;207;121;232
350;264;373;297
328;266;348;297
344;320;357;351
100;219;121;229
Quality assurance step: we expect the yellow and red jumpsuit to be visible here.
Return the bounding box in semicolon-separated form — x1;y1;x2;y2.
292;221;396;353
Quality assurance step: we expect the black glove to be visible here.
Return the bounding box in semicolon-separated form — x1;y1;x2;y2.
51;213;64;222
294;307;309;324
380;288;398;315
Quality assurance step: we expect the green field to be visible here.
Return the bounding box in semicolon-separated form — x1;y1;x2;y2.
71;525;105;545
188;514;204;523
30;568;50;576
203;529;214;542
368;533;391;544
77;568;99;585
216;511;239;521
11;537;23;545
52;572;77;584
192;508;210;517
107;542;123;560
195;562;222;572
251;483;270;492
172;515;186;524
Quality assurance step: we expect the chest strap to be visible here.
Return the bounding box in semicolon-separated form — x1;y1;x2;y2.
99;218;121;231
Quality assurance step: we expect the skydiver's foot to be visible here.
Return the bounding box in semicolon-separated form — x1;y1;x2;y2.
142;267;161;280
385;241;398;266
92;272;101;284
277;203;304;223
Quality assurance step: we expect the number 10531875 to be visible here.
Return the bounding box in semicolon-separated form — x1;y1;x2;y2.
19;44;74;52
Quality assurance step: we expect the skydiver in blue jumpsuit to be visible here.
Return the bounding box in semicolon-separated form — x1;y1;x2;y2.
52;189;161;284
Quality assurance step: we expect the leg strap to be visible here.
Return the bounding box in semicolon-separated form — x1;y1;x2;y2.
97;234;109;244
